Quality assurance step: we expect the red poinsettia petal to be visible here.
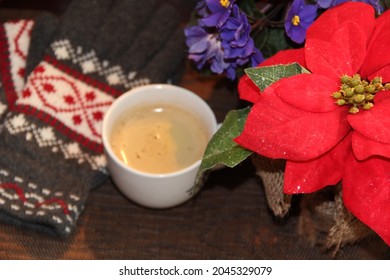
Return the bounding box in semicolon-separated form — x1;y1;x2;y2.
237;81;304;132
284;132;352;194
343;155;390;246
274;73;339;113
305;21;367;80
237;48;306;103
260;48;306;68
348;92;390;144
238;75;261;103
235;85;351;161
352;131;390;160
306;2;375;43
367;64;390;84
360;8;390;79
372;90;390;103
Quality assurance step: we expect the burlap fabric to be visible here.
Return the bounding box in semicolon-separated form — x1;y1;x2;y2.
251;154;374;257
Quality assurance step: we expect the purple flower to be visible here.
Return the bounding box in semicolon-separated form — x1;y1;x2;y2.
184;0;263;80
316;0;333;8
209;41;230;75
220;5;251;49
220;5;264;79
195;0;209;18
285;0;318;44
184;25;220;70
184;25;233;78
200;0;235;28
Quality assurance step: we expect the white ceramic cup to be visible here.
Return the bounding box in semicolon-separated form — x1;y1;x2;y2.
102;84;218;208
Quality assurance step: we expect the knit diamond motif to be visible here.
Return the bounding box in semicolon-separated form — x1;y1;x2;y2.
5;113;107;173
17;60;114;145
51;39;150;89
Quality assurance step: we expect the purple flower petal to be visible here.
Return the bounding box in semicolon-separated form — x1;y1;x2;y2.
317;0;333;8
285;0;318;44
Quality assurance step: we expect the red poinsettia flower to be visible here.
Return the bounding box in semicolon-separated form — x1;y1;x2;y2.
235;2;390;245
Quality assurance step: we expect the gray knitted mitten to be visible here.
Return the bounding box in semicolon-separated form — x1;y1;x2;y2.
0;0;184;235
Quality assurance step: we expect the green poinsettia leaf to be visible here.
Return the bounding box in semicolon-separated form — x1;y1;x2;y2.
245;63;310;91
200;107;252;169
191;107;252;193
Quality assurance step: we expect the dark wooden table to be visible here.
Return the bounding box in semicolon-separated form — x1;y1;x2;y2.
0;0;389;260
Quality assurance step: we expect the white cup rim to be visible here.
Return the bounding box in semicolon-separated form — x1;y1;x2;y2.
102;84;217;178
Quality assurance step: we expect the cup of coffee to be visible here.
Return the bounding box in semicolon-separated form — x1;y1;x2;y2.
102;84;218;208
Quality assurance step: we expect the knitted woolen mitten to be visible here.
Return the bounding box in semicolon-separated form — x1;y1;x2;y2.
0;0;184;235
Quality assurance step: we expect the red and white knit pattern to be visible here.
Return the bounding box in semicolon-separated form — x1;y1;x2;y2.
15;56;123;152
0;167;80;234
1;20;34;101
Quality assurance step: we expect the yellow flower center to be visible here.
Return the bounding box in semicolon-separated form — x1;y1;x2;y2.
291;15;300;26
332;74;390;114
220;0;230;8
